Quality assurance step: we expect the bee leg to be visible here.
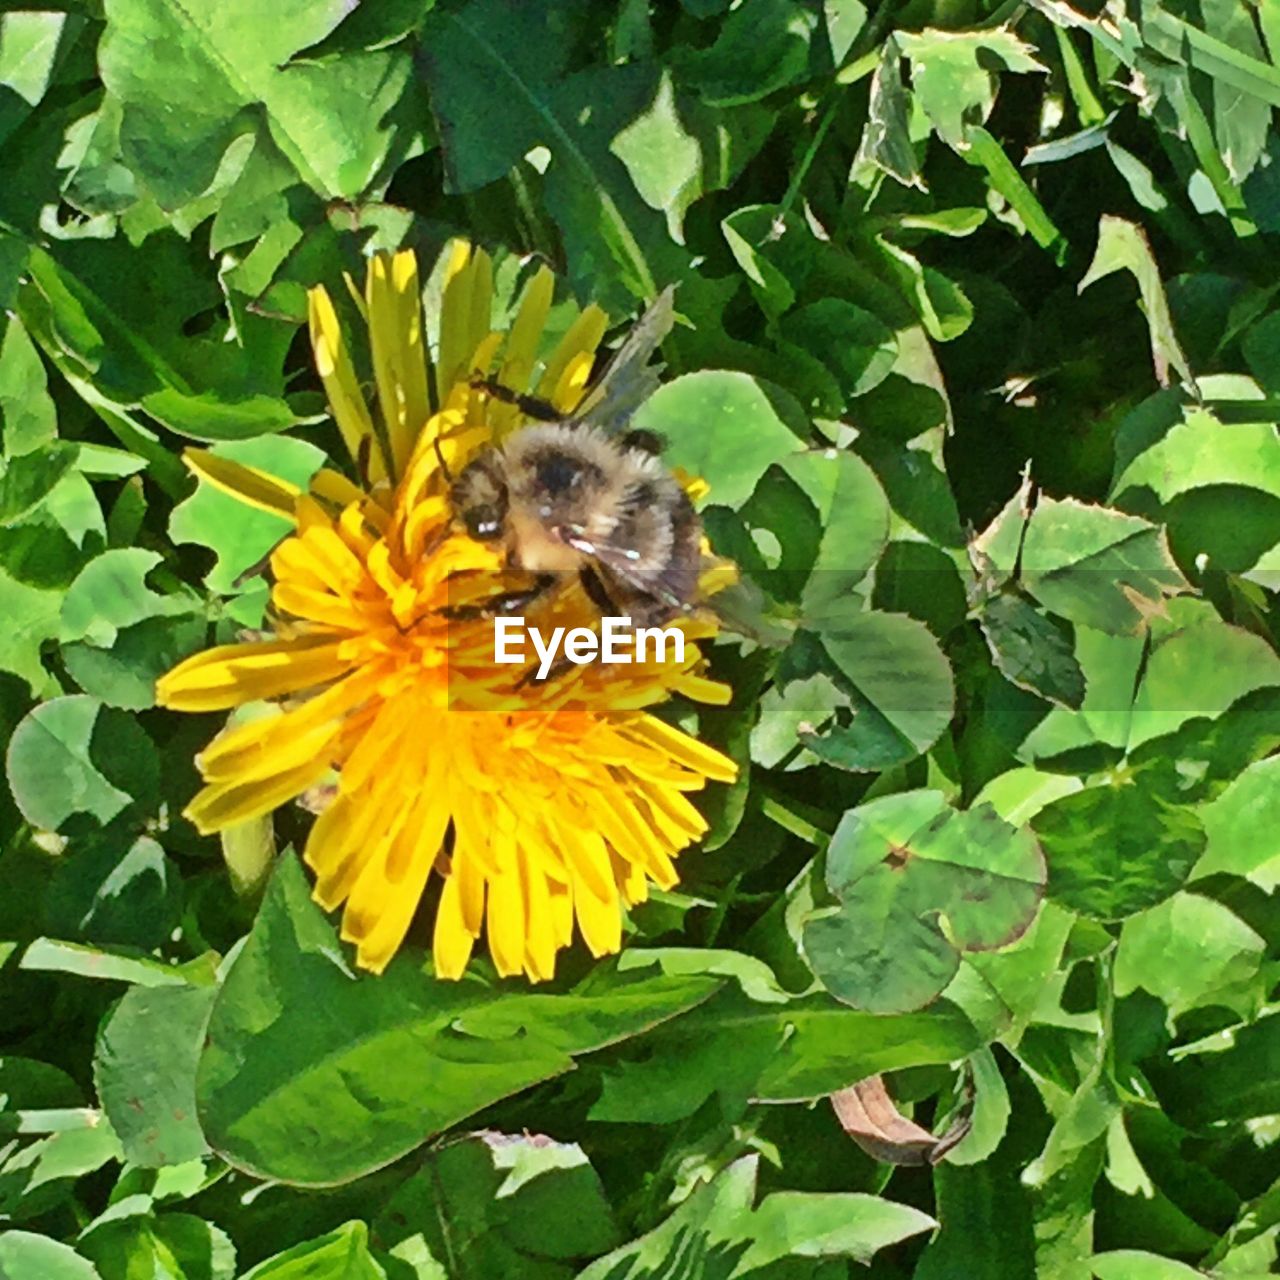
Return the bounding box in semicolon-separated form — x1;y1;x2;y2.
579;565;623;616
468;374;561;422
515;656;576;689
441;574;555;621
620;429;665;455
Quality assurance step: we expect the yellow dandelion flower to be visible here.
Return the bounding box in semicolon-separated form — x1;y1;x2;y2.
157;242;736;981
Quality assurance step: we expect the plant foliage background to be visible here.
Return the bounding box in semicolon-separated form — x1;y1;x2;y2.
1;0;1280;1277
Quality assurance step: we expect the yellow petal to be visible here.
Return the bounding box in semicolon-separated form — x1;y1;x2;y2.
309;284;387;484
625;715;738;783
434;868;478;979
185;756;329;834
537;303;608;407
367;250;431;479
156;637;356;711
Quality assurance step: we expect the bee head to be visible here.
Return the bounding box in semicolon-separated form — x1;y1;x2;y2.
452;454;508;543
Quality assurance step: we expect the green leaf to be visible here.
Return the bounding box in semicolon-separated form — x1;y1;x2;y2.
375;1133;618;1274
0;564;64;695
0;1233;102;1280
1127;598;1280;750
98;0;411;206
239;1223;385;1280
1194;755;1280;885
801;612;955;771
1034;773;1206;919
576;1154;934;1279
0;316;57;456
1115;892;1264;1019
196;856;720;1185
0;441;78;527
168;435;324;623
1112;407;1280;505
677;0;817;106
978;593;1086;710
1079;215;1195;391
1017;497;1189;636
20;242;306;442
1090;1251;1204;1280
610;71;701;243
779;300;897;402
897;27;1045;150
20;938;216;987
59;548;203;709
855;38;925;190
79;1211;235;1280
95;984;216;1168
631;370;807;508
418;0;678;304
802;790;1045;1013
6;695;159;833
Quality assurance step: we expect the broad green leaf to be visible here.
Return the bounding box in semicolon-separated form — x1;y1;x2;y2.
876;239;974;342
943;1046;1012;1166
802;612;955;771
418;0;680;305
0;564;63;694
1127;599;1280;749
1090;1251;1204;1280
591;985;978;1121
1195;755;1280;885
19;241;305;442
1018;497;1189;635
576;1154;934;1279
978;593;1085;710
6;695;159;833
0;441;78;527
735;1189;937;1272
0;316;56;456
80;1213;235;1280
20;938;216;987
676;0;817;106
44;834;181;951
1115;893;1264;1019
610;71;701;243
782;447;891;612
720;205;799;322
855;38;924;189
1079;215;1195;390
631;370;807;508
197;856;720;1185
1111;408;1280;506
61;550;193;648
897;27;1045;150
239;1223;385;1280
375;1133;618;1275
576;1156;757;1280
1034;773;1206;919
60;549;203;709
802;791;1045;1013
1161;1012;1280;1126
917;1162;1038;1278
680;0;808;104
95;984;216;1168
780;300;897;401
0;1058;80;1136
168;435;324;624
98;0;411;206
0;1233;102;1280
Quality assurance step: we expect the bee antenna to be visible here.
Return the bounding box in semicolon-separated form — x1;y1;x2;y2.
433;436;454;484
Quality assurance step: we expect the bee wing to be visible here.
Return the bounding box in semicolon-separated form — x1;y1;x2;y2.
573;286;677;434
